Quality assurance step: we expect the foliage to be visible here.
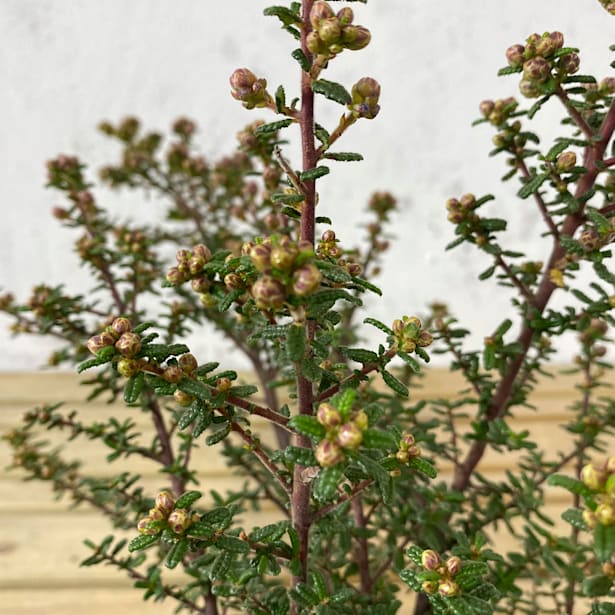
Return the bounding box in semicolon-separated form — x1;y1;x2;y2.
2;3;615;614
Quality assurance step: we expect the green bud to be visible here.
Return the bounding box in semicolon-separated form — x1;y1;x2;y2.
318;18;342;46
519;78;541;99
556;151;577;172
605;474;615;497
505;44;525;67
224;273;243;291
191;276;211;293
188;255;205;275
310;1;335;29
137;516;160;535
583;509;597;528
117;358;140;378
174;389;194;407
178;353;198;374
337;7;353;26
350;77;381;119
148;507;166;522
230;68;271;109
270;245;298;271
581;463;606;490
535;35;557;58
168;508;192;534
438;580;460;597
596;502;615;526
250;243;272;272
341;25;371;51
166;267;186;285
421;581;438;595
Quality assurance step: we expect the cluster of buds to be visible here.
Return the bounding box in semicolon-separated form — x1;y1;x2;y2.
368;191;397;222
597;0;615;15
314;402;368;467
348;77;381;120
87;317;141;361
391;316;433;354
246;235;323;311
307;2;370;63
46;154;85;191
137;490;198;536
505;32;579;99
580;456;615;527
420;550;463;597
166;244;213;294
229;68;273;110
395;432;421;464
113;226;149;257
445;194;479;225
479;97;518;127
317;230;362;277
584;77;615;104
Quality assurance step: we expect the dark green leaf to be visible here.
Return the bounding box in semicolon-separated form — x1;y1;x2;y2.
497;65;522;76
128;534;159;552
201;507;232;529
178;378;211;400
216;535;249;553
545;139;575;161
263;6;302;25
288;415;326;440
275;85;286;113
313;464;344;502
594;524;615;563
314;123;330;148
353;451;392;504
479;265;496;280
408;456;438;479
254;119;294;135
209;550;232;581
77;349;115;373
285;445;318;466
381;369;409;397
291;48;311;72
363;317;394;335
397;350;421;372
176;490;202;509
228;384;258;397
350;276;382;295
165;539;188;569
218;289;243;312
123;372;145;404
299;166;330;181
362;429;396;450
205;422;231;446
322;152;364;162
561;507;589;530
548;474;595;499
286;324;306;362
339;347;379;364
312;79;351;105
583;574;614;597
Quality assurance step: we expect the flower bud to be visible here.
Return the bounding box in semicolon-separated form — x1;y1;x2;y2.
251;275;286;310
317;403;342;428
224;273;243;291
137;516;160;535
337;422;363;449
446;556;462;576
230;68;271;109
174;389;194;406
438;580;460;597
421;549;441;571
155;490;176;515
318;18;341;45
600;77;615;95
292;263;323;297
188;255;205;275
341;25;371;51
479;100;495;118
322;230;336;243
87;334;112;355
549;31;564;50
596;502;615;526
523;57;551;83
559;53;580;75
535;35;557;58
115;332;142;357
417;331;433;347
580;229;601;251
505;44;525;67
315;439;344;467
400;432;415;448
519;78;541;99
354;410;368;431
421;581;438;595
117;357;140;378
583;509;597;528
556;151;577;172
168;508;192;534
581;463;606;490
270;245;298;271
148;507;165;522
191;276;210;293
605;456;615;474
350;77;381;119
163;365;183;384
166;267;185;285
337;7;353;25
310;1;335;29
178;353;198;374
111;317;132;336
250;244;272;272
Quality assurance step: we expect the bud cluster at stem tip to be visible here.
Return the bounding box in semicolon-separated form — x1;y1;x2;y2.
391;316;433;354
420;549;463;597
137;490;199;536
580;456;615;528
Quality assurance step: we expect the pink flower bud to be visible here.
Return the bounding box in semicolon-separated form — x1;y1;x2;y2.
178;353;198;374
137;516;160;535
549;31;564;50
168;508;192;534
337;422;363;449
315;440;344;467
505;44;525;67
337;7;353;26
155;490;176;515
110;317;132;336
87;334;112;355
292;263;323;297
317;403;342;428
270;245;298;271
438;580;460;597
163;365;183;384
559;53;580;75
341;25;371;51
523;57;551;83
519;78;541;99
166;267;186;285
556;151;577;172
446;556;462;576
309;1;335;29
249;244;272;272
191;276;210;293
117;358;140;378
479;100;495;118
421;549;441;571
318;18;341;45
251;276;286;310
115;332;142;357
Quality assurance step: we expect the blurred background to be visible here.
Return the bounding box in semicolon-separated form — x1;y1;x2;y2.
1;1;613;370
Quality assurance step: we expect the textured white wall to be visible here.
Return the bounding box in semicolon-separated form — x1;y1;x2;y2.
1;1;612;370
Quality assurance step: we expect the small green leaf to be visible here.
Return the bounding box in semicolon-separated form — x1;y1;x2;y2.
228;384;258;397
175;490;202;509
77;349;116;373
362;429;396;450
497;65;522;76
363;317;393;335
397;351;421;372
548;473;595;499
314;123;330;148
313;464;344;502
263;5;302;25
478;265;496;281
205;422;231;446
165;539;188;569
408;456;438;479
209;550;232;581
216;535;249;553
178;378;211;400
291;48;311;72
288;415;326;440
312;79;351;105
285;445;318;466
287;324;306;361
545;139;575;161
200;507;232;529
583;574;614;597
275;85;286;113
381;369;409;397
339;347;379;364
299;166;330;181
128;534;159;552
272;192;306;205
353;451;392;504
323;152;364;162
254;119;294;135
219;289;243;312
123;372;145;404
561;507;589;530
594;523;615;563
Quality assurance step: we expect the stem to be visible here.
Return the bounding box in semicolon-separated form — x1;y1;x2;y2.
517;157;559;238
352;497;373;594
555;84;594;140
291;1;316;601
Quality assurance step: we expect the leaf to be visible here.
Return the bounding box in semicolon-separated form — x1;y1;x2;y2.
545;139;575;161
272;193;306;205
299;166;330;181
408;456;438;479
353;451;392;504
288;415;326;440
128;534;159;552
175;490;202;509
228;384;258;397
123;372;145;404
589;603;615;615
312;79;351;105
583;574;614;597
205;422;231;446
528;95;550;119
209;550;232;581
218;289;242;312
478;265;496;281
254;119;294;135
397;350;421;372
313;464;344;502
178;378;211;400
561;507;589;530
497;65;522;76
362;429;396;450
285;445;318;466
314;123;330;148
323;152;364;162
381;369;409;397
263;5;302;25
363;317;394;335
77;350;115;373
350;276;382;295
200;507;232;529
216;535;249;553
275;85;286;113
594;523;615;563
586;207;612;232
339;347;379;364
548;473;595;499
165;539;188;569
457;596;493;615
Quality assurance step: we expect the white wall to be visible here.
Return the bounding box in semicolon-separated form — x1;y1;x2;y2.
1;1;613;370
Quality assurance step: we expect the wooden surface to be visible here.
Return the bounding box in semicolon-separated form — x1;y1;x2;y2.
0;369;611;614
